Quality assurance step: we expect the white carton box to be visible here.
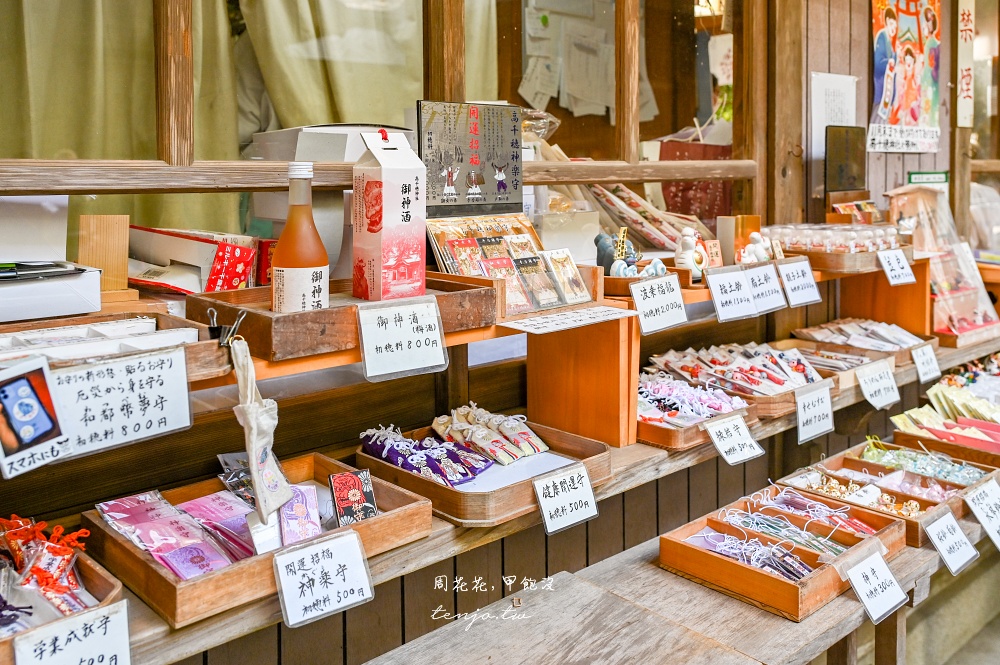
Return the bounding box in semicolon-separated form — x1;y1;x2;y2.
0;267;101;323
0;196;69;261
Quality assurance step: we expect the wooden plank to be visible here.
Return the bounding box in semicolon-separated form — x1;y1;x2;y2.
768;0;805;224
732;0;769;215
434;345;470;413
280;613;344;665
954;128;973;234
804;0;829;222
172;656;203;665
850;0;870;131
422;0;465;102
615;0;640;163
827;629;858;665
873;608;906;665
623;482;658;549
153;0;194;166
587;494;624;565
688;458;718;518
206;626;277;665
77;215;129;290
743;439;770;494
502;524;547;596
658;470;689;533
402;559;455;642
547;522;588;575
717;456;745;507
455;540;502;614
345;579;403;665
469;358;525;412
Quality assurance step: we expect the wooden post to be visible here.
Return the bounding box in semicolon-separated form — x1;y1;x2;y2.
733;0;769;215
615;0;640;164
827;629;858;665
434;345;470;414
953;127;972;231
423;0;466;102
874;608;906;665
768;0;805;224
153;0;194;166
77;215;133;296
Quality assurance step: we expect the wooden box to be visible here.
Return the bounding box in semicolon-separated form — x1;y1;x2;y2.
637;403;760;451
425;265;603;323
641;364;800;419
784;244;914;273
783;334;937;368
185;276;496;361
770;338;897;390
934;322;1000;348
893;430;1000;469
80;453;432;628
603;260;705;297
778;442;997;546
659;485;906;622
356;422;611;527
0;312;231;382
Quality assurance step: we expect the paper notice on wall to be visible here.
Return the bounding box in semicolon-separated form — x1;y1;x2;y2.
562;20;612;110
519;57;559;111
535;0;595;18
708;34;734;86
810;72;858;198
957;0;975;127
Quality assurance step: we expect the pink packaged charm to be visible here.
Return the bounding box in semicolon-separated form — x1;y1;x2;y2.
279;485;322;546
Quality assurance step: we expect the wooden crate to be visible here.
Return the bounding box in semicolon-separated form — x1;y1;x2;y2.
0;311;231;382
893;430;1000;468
425;265;603;323
603;261;705;296
934;322;1000;348
185;276;497;361
658;485;906;622
778;442;997;547
770;338;897;390
784;244;914;273
783;333;937;368
80;453;432;628
642;363;799;419
355;422;611;527
637;403;760;451
0;553;123;665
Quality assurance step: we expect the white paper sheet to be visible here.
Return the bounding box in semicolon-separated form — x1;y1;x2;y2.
810;72;858;198
454;451;576;493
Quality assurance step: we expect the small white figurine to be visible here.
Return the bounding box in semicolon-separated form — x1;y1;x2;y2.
874;228;886;250
822;230;834;253
885;227;899;249
861;230;875;252
675;231;705;280
759;228;775;259
746;232;770;263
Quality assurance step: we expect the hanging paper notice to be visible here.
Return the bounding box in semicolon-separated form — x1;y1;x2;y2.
956;0;975;127
877;249;916;285
855;359;900;410
924;510;978;576
777;259;822;307
911;344;942;384
706;269;757;322
533;462;599;535
846;551;908;624
796;381;835;444
357;296;448;381
14;600;131;665
630;274;688;334
744;263;788;314
703;414;764;465
273;530;374;627
965;479;1000;552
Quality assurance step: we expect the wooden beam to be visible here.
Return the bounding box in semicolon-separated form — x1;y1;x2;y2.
615;0;640;163
733;0;769;215
969;159;1000;172
423;0;466;102
153;0;194;166
768;0;805;224
0;159;758;195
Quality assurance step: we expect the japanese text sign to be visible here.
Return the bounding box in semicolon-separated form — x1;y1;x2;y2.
630;274;687;334
357;296;448;381
777;258;821;307
855;359;900;410
703;414;764;465
15;600;131;665
532;463;599;535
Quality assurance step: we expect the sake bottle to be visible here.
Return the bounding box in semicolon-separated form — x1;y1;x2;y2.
271;162;329;312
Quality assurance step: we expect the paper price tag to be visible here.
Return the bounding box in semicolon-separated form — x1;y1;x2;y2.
703;414;764;465
796;381;834;444
965;479;1000;552
533;463;599;535
777;258;822;307
846;551;908;625
705;240;724;267
877;249;916;285
855;359;900;410
744;263;787;314
629;274;688;334
273;530;374;627
924;511;979;576
357;296;448;382
706;269;757;322
14;599;131;665
498;305;637;334
911;344;942;384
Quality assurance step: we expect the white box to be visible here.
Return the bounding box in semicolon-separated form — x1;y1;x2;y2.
533;211;601;263
0;266;101;323
0;196;69;261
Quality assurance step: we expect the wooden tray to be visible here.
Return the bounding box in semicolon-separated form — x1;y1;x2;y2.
770;338;897;390
185;276;496;361
893;430;1000;469
642;364;800;419
80;452;432;628
934;322;1000;348
637;403;760;451
778;442;997;547
0;311;231;382
0;553;123;665
356;422;611;527
603;260;705;296
784;243;914;273
784;333;937;368
425;265;603;323
659;484;906;622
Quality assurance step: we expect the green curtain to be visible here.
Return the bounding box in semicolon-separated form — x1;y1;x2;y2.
0;0;241;240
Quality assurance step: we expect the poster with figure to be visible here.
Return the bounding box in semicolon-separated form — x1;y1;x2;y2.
867;0;941;153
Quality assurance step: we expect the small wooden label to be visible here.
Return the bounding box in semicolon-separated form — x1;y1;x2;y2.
965;479;1000;552
630;274;687;334
357;296;448;381
533;463;599;535
705;240;724;267
796;381;834;444
877;249;916;285
846;551;908;624
925;510;979;576
14;600;131;665
744;262;787;314
777;258;822;307
855;359;900;410
911;345;942;384
273;530;373;627
703;414;764;465
614;227;629;261
706;269;757;322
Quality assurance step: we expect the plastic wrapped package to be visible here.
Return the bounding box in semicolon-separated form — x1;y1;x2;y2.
521;109;561;142
969;182;1000;251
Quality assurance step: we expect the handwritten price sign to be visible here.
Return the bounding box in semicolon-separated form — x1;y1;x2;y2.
706;269;757;322
630;274;688;334
846;551;908;624
14;600;131;665
357;296;448;381
924;510;978;576
703;414;764;465
855;359;900;410
777;258;821;307
532;463;599;535
965;479;1000;553
796;381;834;444
877;249;916;286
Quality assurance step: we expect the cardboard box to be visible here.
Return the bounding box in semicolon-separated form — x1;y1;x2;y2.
128;227;257;294
0;266;101;323
352;132;427;300
0;195;70;262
